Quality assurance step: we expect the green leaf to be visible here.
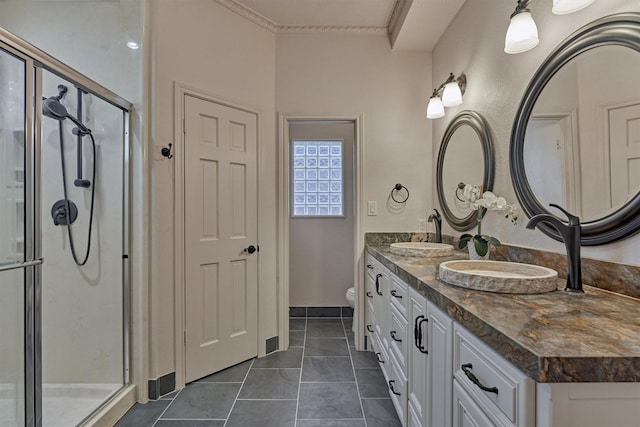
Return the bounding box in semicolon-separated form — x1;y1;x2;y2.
457;235;471;249
484;236;501;247
473;237;489;256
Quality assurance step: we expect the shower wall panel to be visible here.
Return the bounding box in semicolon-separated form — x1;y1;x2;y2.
40;71;125;385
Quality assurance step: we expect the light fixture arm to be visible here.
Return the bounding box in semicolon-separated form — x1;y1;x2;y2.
432;72;467;98
512;0;532;18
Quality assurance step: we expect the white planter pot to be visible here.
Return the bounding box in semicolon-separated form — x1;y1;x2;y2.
468;243;490;260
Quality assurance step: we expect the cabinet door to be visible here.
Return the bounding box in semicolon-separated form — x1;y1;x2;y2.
427;300;454;427
453;380;497;427
374;268;390;350
407;287;428;427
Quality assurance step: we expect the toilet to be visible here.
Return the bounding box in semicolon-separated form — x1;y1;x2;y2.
346;287;356;332
346;287;355;308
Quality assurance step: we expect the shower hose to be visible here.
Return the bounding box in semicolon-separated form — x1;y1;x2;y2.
57;122;96;266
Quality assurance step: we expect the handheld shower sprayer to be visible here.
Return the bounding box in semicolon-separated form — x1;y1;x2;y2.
42;84;92;135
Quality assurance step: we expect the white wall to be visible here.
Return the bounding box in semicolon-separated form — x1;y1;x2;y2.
432;0;640;265
276;33;433;234
151;0;277;380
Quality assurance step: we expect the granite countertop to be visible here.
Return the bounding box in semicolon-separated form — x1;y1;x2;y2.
367;244;640;383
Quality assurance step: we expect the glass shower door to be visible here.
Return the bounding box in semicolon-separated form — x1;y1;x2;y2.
0;45;31;426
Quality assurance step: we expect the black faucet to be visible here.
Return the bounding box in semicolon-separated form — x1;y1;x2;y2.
428;209;442;243
525;204;583;293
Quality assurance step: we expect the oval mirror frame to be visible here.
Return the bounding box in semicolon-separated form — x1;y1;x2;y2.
437;110;495;231
510;12;640;246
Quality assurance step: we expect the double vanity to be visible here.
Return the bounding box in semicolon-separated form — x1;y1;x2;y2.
364;239;640;427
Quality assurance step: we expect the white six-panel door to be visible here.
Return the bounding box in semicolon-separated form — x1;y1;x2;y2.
183;95;258;382
609;103;640;208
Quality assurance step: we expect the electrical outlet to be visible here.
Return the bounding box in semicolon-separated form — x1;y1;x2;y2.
418;219;427;232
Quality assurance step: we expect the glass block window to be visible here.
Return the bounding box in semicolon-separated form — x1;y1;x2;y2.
291;140;343;217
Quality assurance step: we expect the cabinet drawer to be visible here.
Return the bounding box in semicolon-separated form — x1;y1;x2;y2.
453;324;534;427
388;303;408;375
389;274;409;317
365;254;378;279
453;379;496;427
388;349;408;426
372;332;390;381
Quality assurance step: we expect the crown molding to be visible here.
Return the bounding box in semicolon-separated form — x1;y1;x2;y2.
277;25;388;35
214;0;278;33
214;0;402;35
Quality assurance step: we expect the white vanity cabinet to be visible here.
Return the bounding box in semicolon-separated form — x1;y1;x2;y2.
407;286;454;427
366;256;455;427
453;324;535;427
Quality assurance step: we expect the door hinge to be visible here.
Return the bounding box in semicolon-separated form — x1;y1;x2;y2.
183;330;187;345
182;118;186;134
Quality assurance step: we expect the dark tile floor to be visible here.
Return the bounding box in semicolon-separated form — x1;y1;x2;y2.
116;317;401;427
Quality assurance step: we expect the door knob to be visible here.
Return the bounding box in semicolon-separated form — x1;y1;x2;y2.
243;245;258;254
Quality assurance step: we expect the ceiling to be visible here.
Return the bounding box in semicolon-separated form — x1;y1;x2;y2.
215;0;467;51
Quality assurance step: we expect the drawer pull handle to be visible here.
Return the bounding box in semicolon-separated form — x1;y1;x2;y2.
388;380;401;396
375;274;383;296
367;325;374;333
461;363;499;394
390;290;403;299
366;264;374;270
414;316;428;354
366;291;373;298
390;330;402;342
375;352;385;363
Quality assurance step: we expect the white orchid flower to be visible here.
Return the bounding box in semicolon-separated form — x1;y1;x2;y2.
462;184;481;203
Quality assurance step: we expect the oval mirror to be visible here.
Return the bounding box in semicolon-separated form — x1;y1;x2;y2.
511;13;640;245
437;110;495;231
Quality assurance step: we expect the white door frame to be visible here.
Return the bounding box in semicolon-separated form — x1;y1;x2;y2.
174;82;262;389
277;114;366;351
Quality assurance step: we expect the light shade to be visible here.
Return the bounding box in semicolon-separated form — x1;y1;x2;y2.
426;96;445;119
442;81;463;107
552;0;595;15
504;11;539;54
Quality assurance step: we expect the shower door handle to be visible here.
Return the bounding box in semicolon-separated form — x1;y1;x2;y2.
0;258;44;272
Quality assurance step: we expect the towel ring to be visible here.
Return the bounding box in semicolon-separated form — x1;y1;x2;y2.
390;183;410;204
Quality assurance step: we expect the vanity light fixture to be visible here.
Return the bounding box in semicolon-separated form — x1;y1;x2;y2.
505;0;596;54
504;0;539;54
552;0;596;15
426;73;466;119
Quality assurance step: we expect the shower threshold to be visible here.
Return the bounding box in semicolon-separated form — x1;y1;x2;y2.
43;383;122;427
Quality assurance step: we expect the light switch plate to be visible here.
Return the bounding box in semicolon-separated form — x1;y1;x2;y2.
367;201;377;216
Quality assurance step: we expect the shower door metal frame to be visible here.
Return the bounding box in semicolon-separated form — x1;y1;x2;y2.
0;26;132;427
0;37;39;427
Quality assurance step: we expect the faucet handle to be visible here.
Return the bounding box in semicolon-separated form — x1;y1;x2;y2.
549;204;580;226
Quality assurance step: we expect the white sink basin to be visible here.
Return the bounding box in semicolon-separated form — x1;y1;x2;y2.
390;242;454;257
439;260;558;294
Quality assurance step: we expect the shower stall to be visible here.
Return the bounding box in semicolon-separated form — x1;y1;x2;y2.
0;28;130;426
